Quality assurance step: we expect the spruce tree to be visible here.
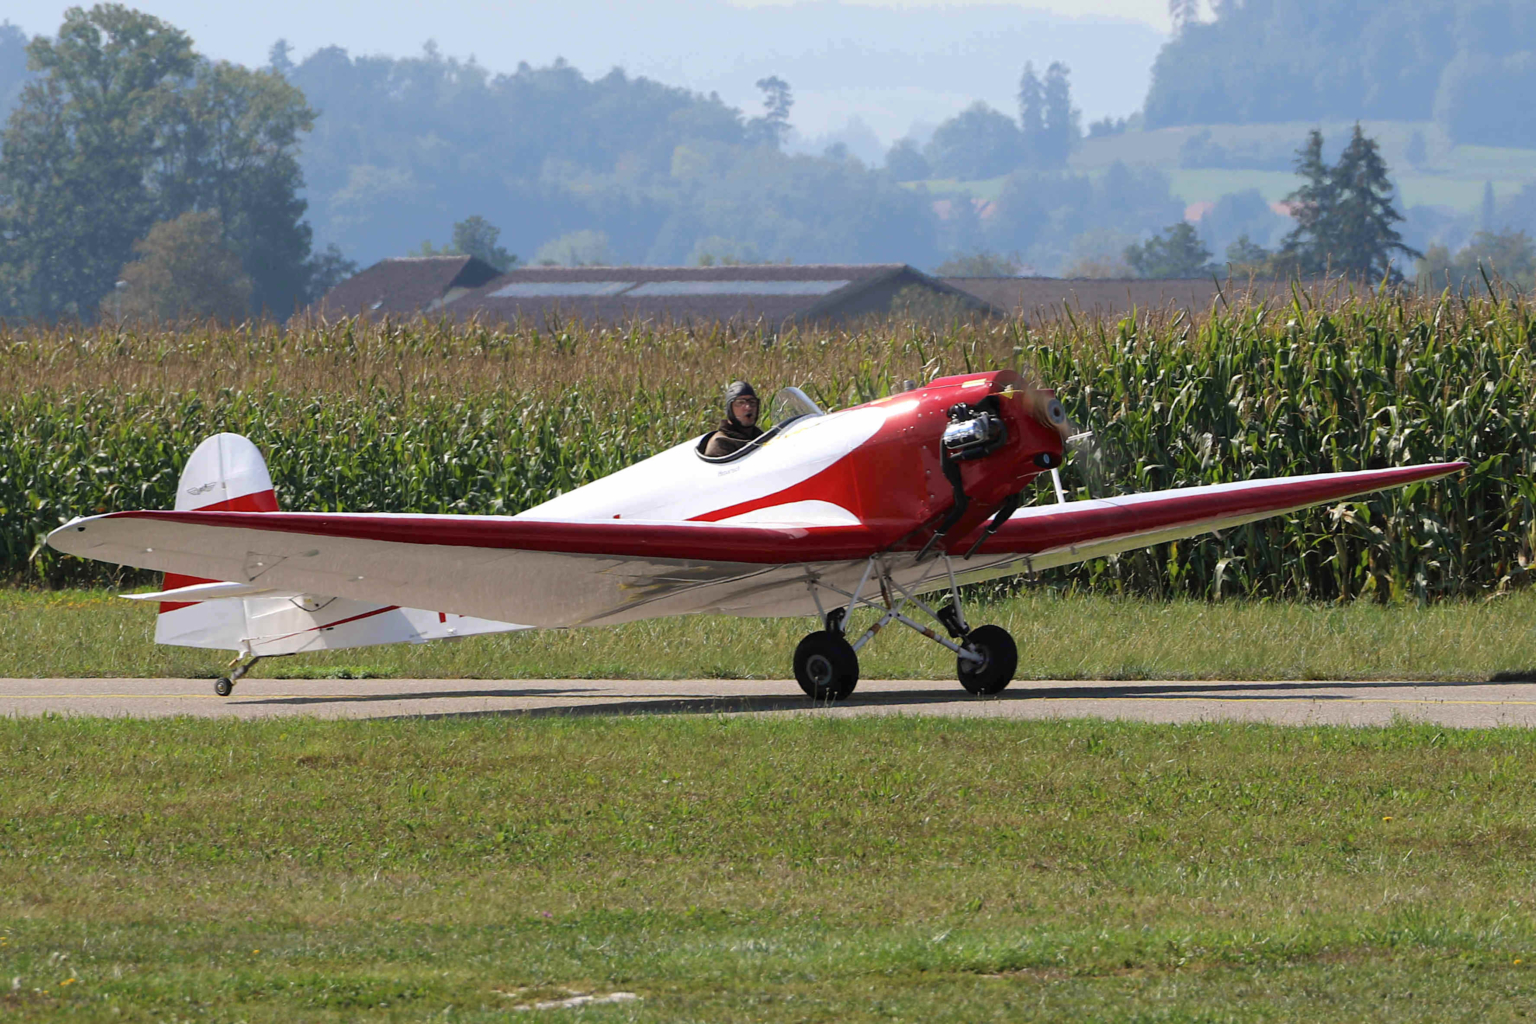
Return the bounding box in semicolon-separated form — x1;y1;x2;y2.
1017;63;1044;166
1328;124;1420;280
1279;129;1335;275
1040;62;1075;169
1280;125;1419;280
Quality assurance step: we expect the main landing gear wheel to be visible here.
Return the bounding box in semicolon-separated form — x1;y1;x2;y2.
794;631;860;701
214;677;234;697
957;624;1018;696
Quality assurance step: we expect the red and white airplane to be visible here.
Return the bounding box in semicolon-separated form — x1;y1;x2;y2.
48;371;1463;699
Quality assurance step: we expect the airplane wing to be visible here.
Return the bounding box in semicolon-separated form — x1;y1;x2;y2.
49;514;881;628
969;462;1464;571
48;462;1463;628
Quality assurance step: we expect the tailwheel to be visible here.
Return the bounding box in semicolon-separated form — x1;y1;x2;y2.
213;653;263;697
957;624;1018;695
794;631;860;701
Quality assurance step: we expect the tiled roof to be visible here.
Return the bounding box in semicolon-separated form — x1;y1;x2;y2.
314;256;501;317
445;264;999;326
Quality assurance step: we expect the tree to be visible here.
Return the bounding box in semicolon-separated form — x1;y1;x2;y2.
1225;234;1270;266
415;215;517;271
924;102;1023;180
0;6;318;320
1124;222;1214;278
107;210;252;322
1480;181;1496;232
1017;62;1044;161
0;5;196;319
451;216;516;271
933;251;1023;276
1405;129;1428;169
1040;62;1077;169
266;39;294;76
1416;229;1536;293
304;243;357;302
534;229;610;267
1279;129;1338;275
884;138;930;182
1322;124;1421;279
0;21;30;118
748;76;792;149
157;60;316;316
1282;125;1420;280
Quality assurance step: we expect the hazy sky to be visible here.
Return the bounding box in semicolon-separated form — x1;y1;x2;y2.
10;1;1171;148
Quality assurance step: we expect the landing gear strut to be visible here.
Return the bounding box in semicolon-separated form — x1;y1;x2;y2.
799;556;1018;701
213;653;263;697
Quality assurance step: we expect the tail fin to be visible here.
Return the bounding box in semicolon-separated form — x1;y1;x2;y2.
157;434;276;641
147;433;529;656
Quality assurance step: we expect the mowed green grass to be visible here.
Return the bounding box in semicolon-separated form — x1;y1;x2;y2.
4;587;1536;682
2;715;1535;1021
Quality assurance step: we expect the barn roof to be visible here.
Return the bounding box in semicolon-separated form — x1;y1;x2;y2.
313;255;502;317
446;263;999;326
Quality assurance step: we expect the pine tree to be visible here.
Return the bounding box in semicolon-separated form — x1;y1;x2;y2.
1017;62;1044;165
1279;129;1337;275
748;76;793;149
1481;181;1497;232
1040;62;1076;169
1327;124;1421;280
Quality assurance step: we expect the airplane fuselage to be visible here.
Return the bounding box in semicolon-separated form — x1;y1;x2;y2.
522;370;1068;556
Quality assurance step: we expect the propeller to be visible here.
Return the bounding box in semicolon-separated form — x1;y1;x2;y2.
1063;428;1108;502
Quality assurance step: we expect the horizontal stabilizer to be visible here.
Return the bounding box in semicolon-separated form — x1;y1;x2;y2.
122;580;284;602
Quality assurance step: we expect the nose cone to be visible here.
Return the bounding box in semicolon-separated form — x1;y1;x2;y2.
1011;385;1067;474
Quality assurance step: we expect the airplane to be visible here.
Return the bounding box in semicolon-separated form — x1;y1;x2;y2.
47;370;1464;700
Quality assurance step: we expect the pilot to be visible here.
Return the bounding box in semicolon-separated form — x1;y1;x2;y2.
704;380;765;457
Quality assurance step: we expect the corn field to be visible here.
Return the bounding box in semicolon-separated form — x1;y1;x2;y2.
3;293;1534;599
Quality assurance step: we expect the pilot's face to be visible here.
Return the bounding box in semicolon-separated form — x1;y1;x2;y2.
732;397;759;426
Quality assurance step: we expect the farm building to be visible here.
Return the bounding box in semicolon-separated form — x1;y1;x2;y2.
314;255;504;317
312;261;1000;326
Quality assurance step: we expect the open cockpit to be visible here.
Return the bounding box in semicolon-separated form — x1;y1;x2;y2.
694;386;825;463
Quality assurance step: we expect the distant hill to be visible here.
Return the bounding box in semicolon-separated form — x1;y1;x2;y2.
1144;0;1536;148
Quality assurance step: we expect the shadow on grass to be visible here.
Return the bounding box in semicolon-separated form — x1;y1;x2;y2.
222;677;1506;722
1489;670;1536;683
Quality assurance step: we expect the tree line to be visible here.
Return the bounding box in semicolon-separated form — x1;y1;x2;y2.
888;61;1078;182
1147;0;1536;148
0;6;353;321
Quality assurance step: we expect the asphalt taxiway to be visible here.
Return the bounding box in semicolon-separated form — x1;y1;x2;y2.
3;676;1536;727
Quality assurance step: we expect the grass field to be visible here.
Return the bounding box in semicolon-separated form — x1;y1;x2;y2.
2;715;1534;1021
6;587;1536;682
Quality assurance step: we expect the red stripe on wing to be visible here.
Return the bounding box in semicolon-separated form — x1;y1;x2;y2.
108;512;885;564
976;463;1465;558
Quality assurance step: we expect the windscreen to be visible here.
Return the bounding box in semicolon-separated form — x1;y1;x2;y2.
769;387;824;427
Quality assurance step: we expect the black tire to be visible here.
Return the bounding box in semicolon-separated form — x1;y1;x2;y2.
957;624;1017;695
214;677;233;697
793;631;860;701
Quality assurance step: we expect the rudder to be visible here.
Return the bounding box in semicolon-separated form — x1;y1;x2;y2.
157;433;275;642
